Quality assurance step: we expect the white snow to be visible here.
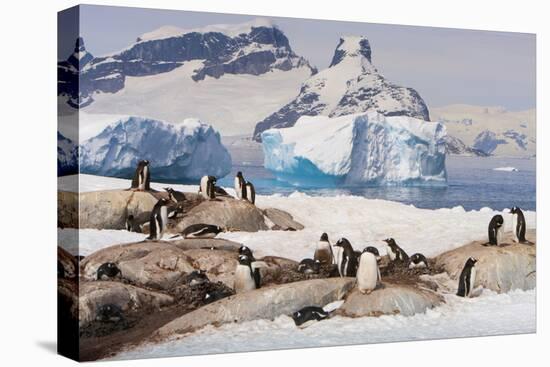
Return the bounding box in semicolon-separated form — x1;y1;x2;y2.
111;288;535;360
137;18;275;42
59;174;535;262
84;61;312;136
58;174;536;359
261;112;447;185
493;166;519;172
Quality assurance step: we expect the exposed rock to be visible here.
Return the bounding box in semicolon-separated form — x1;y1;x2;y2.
338;283;443;317
434;230;536;293
79;281;174;327
170;238;242;252
182;249;238;287
80;242;195;290
172;196;269;233
58;246;78;278
263;208;305;230
58;191;78;228
155;278;355;337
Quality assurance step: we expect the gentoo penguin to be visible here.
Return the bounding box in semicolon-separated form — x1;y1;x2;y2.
383;238;409;262
234;171;246;199
184;270;209;286
96;262;121;280
164;187;186;203
298;259;321;274
181;223;223;239
409;253;429;269
291;301;343;328
292;306;329;328
487;215;504;246
199;175;216;200
509;206;527;243
357;249;381;294
456;257;478;298
245;181;256;205
314;233;334;265
130;160;150;191
238;245;256;261
364;246;381;261
234;255;261;293
96;304;124;323
125;214;142;233
147;198;170;240
204;287;233;304
334;238;359;277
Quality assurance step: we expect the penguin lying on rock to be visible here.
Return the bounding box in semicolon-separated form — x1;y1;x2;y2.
97;262;121;280
297;259;321;274
184;270;209;287
409;253;428;269
96;304;124;323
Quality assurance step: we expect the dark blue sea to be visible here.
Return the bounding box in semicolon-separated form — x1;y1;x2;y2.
218;138;536;211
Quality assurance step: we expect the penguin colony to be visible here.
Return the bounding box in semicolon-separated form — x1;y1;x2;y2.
88;160;532;329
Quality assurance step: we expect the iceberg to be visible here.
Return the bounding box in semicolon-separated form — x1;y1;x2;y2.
80;116;232;182
261;112;447;186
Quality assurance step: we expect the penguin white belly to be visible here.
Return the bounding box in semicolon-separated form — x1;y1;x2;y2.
511;214;519;243
200;176;209;199
357;253;379;293
468;267;477;297
234;265;256;293
141;165;148;189
234;178;242;199
496;226;504;246
159;206;168;238
332;246;343;277
386;246;396;261
245;185;253;201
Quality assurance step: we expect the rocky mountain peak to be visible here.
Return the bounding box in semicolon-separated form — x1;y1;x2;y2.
329;36;372;67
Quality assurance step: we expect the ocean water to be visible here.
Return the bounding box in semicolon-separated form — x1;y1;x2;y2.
219;137;536;211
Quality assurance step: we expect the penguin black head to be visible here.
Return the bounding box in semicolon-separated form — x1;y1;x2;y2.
187;270;210;286
164;187;174;194
159;198;169;205
465;257;478;267
127;214;134;221
143;160;150;166
383;238;396;246
239;245;254;258
208;175;217;183
363;246;380;256
509;206;520;214
494;215;504;227
236;171;243;178
320;233;329;242
238;254;252;266
96;304;123;323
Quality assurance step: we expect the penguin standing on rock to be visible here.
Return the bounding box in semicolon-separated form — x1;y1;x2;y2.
234;171;246;200
486;215;504;246
130;160;150;191
509;207;527;243
147;198;169;240
234;255;261;293
334;238;359;277
314;233;333;265
199;175;216;200
357;249;381;294
245;181;256;205
457;257;478;298
409;253;429;269
384;238;409;262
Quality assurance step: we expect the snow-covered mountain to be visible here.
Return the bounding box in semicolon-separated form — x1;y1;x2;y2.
261;111;447;185
58;19;316;136
431;105;535;157
80;117;231;181
57;132;78;176
253;36;430;141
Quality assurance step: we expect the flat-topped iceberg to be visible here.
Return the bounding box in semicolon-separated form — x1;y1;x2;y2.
80;116;232;181
261;112;447;186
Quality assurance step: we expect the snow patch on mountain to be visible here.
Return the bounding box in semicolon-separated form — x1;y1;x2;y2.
431;105;535;157
261;111;447;185
80;116;231;181
57;132;78;176
253;36;430;140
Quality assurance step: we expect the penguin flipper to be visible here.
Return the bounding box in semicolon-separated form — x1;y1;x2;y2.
253;268;261;289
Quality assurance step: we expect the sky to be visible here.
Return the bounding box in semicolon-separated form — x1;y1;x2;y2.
59;5;536;110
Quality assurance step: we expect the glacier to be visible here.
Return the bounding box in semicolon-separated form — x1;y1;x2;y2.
261;111;447;186
80;116;232;182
